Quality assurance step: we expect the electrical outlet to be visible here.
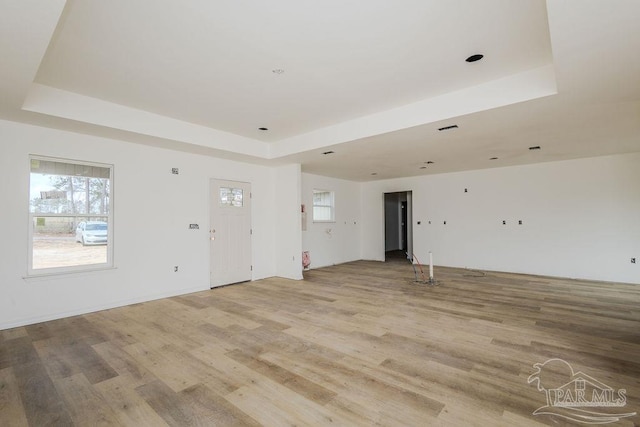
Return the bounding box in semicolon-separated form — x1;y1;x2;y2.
632;258;636;264
174;266;179;272
189;224;199;229
171;168;179;175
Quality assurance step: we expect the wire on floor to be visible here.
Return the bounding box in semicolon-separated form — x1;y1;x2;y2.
406;252;441;286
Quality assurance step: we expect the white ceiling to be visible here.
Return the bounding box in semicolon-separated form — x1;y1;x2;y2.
1;0;639;181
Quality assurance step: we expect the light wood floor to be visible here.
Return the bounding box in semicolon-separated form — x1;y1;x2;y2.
1;258;639;426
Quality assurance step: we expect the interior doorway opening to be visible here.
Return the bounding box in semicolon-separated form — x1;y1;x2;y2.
384;191;412;262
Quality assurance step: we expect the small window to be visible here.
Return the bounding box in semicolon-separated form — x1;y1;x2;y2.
219;187;243;207
28;156;113;275
312;189;335;222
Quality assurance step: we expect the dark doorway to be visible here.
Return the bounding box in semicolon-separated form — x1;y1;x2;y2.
384;191;412;261
401;201;408;251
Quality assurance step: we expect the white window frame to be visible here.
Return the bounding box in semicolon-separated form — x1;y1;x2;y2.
27;155;114;276
312;189;335;223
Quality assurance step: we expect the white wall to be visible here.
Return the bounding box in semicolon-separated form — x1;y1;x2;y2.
275;164;303;280
301;173;361;269
0;119;282;329
362;153;640;284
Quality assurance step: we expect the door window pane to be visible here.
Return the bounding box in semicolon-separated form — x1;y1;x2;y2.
220;187;243;207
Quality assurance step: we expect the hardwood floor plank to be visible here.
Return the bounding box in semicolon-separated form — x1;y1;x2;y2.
53;373;121;426
225;378;350;426
115;307;204;351
135;379;198;426
180;383;261;427
170;295;211;310
321;396;385;426
225;348;337;405
0;327;28;342
188;344;273;392
284;326;391;365
84;311;139;348
136;379;260;427
13;360;74;426
0;367;29;427
500;410;553;427
344;355;503;420
92;341;157;387
33;336;118;385
0;336;40;370
261;349;445;422
122;342;203;393
199;306;263;330
93;375;171;427
26;317;109;346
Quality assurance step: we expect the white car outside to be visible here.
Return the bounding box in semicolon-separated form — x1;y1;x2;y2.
75;221;108;246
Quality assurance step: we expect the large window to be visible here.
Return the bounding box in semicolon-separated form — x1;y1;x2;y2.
28;156;113;274
312;189;335;222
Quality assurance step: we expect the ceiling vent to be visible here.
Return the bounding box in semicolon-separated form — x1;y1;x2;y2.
438;125;458;132
529;145;541;150
466;54;484;63
322;151;335;155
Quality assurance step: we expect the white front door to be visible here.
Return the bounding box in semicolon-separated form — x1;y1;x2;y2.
210;179;252;288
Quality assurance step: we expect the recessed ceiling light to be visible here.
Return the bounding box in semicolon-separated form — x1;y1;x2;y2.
466;54;484;63
322;151;335;155
490;157;499;160
258;127;268;131
272;69;285;74
438;125;458;132
529;145;541;150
